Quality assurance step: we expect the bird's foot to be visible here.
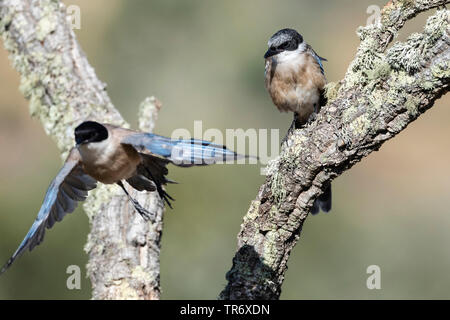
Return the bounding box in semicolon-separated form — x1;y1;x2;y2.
281;120;295;147
306;112;318;125
117;181;156;223
129;197;156;222
281;114;304;147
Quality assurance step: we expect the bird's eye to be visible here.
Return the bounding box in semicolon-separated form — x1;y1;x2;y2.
278;42;288;50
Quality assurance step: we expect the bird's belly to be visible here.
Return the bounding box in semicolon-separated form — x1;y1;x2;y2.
292;86;319;121
83;162;137;185
265;54;325;124
79;144;141;184
269;81;319;120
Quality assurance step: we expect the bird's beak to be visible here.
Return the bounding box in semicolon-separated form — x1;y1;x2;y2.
75;139;87;146
264;48;279;59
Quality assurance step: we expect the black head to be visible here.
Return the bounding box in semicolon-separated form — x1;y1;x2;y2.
74;121;108;145
264;28;304;59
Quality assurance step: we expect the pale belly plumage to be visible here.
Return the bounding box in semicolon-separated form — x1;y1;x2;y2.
265;51;326;124
78;138;141;184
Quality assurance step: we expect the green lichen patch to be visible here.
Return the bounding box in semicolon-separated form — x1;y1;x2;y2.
271;170;287;205
349;113;371;137
324;81;341;102
115;280;141;300
261;231;280;267
381;0;415;27
342;27;386;90
37;15;57;41
387;10;449;74
430;60;450;80
342;105;359;123
243;201;261;222
423;9;449;43
368;88;387;111
132;266;153;283
268;205;279;218
0;10;13;34
367;61;392;81
36;0;60;40
387;33;425;73
404;96;420;117
84;184;120;220
352;35;384;72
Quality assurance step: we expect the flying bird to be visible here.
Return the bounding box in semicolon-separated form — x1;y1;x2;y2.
1;121;249;274
263;28;331;214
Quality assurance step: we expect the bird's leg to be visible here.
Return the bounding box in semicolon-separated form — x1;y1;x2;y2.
117;181;155;222
281;113;301;147
306;103;320;125
306;112;318;125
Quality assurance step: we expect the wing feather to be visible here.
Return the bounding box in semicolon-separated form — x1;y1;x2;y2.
307;45;326;75
0;148;97;275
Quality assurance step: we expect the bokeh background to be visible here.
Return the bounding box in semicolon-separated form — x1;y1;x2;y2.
0;0;449;299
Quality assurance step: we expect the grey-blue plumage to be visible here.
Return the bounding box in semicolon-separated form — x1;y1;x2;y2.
121;133;248;166
264;28;332;215
1;121;250;275
311;184;332;215
0;153;96;274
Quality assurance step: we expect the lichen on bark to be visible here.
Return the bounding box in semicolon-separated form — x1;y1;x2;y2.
220;2;449;300
1;0;164;299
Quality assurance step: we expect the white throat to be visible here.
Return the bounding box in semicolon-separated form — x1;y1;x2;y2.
273;42;307;64
78;137;115;166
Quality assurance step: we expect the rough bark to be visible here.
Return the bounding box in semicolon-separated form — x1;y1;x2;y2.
220;0;450;300
2;0;449;301
0;0;163;299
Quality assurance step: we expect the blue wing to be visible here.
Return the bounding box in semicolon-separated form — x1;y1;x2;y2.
308;46;327;75
0;148;97;274
121;133;249;166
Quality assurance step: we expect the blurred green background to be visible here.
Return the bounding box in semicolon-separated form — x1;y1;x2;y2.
0;0;449;299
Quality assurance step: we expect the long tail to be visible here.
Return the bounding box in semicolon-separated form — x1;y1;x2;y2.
311;184;332;215
169;138;250;166
123;133;254;166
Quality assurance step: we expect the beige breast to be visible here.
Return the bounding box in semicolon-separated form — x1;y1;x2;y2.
265;52;326;124
78;126;141;184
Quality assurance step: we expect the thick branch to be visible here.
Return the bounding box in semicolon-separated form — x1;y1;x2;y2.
372;0;449;50
220;1;450;300
85;97;164;300
0;0;163;299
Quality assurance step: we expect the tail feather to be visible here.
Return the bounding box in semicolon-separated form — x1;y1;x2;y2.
122;133;253;167
140;154;175;208
169;138;250;166
318;184;332;212
311;184;332;215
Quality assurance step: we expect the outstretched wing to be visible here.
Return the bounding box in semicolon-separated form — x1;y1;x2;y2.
0;148;97;274
121;133;248;167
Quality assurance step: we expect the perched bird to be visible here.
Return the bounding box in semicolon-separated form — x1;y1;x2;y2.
264;28;331;214
1;121;248;274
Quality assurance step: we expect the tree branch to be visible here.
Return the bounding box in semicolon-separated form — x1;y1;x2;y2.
0;0;163;299
220;0;450;300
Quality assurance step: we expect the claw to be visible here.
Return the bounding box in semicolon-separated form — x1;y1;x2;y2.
306;112;317;125
117;181;156;223
281;113;302;147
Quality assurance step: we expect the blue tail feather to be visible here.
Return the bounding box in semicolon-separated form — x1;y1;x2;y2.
122;133;252;166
